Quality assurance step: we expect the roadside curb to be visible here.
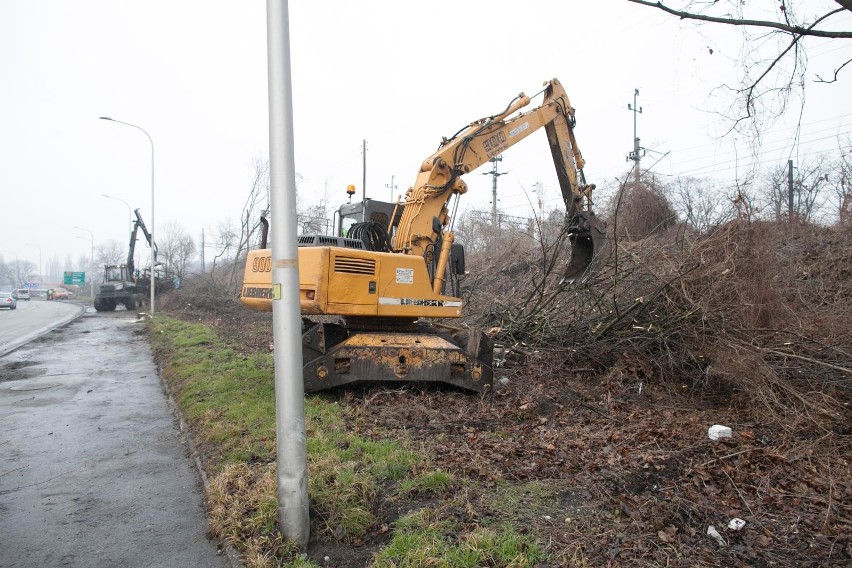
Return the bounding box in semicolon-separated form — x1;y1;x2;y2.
0;301;85;358
154;340;245;568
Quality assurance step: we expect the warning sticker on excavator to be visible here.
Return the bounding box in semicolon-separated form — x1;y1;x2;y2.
396;268;414;284
378;297;462;307
509;121;530;138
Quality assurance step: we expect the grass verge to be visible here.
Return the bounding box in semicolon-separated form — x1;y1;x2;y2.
151;315;545;567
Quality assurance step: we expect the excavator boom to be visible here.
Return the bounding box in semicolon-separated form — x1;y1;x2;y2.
395;79;592;256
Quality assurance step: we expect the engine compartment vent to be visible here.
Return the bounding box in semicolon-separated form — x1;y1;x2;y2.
298;235;365;249
334;256;376;275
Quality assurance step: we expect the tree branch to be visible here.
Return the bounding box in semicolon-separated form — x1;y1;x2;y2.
816;56;852;83
627;1;852;39
740;27;802;119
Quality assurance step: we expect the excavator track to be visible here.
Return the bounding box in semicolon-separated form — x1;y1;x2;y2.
300;319;493;393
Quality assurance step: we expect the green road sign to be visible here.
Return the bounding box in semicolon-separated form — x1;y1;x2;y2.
63;271;86;285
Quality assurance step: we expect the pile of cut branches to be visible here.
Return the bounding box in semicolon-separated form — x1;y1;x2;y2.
462;220;852;429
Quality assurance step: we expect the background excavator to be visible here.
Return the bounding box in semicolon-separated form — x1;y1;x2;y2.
241;78;605;392
95;208;173;311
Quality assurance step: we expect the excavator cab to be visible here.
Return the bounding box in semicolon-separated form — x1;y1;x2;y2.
336;199;402;241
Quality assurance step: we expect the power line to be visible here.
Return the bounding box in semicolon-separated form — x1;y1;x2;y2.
660;130;852;178
653;112;852;158
657;127;852;174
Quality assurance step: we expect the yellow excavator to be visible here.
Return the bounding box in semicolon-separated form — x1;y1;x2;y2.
241;78;605;392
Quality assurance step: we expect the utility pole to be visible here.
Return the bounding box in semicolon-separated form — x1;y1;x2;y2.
385;175;398;201
200;228;205;272
362;139;367;202
482;155;507;225
533;181;544;219
787;159;794;225
533;181;544;241
627;89;644;185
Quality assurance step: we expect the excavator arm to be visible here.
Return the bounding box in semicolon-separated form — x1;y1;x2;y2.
393;78;603;291
127;216;139;279
133;208;157;259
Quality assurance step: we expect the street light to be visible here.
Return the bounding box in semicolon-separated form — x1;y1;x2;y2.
24;242;41;286
100;116;155;315
73;227;95;299
101;194;133;236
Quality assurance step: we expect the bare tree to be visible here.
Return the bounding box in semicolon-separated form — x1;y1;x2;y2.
95;240;126;266
628;1;852;134
0;257;17;288
761;156;831;223
455;209;528;254
159;220;196;283
668;176;735;231
46;255;62;284
76;255;92;287
208;217;240;293
225;158;271;292
298;202;331;235
4;259;37;288
831;139;852;224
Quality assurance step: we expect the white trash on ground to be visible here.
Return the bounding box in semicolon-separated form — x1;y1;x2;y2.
708;424;733;441
728;518;746;531
707;525;727;546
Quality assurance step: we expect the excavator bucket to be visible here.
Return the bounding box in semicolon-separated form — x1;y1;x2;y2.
300;321;494;393
562;211;607;284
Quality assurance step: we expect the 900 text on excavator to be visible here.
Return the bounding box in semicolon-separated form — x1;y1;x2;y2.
240;78;605;393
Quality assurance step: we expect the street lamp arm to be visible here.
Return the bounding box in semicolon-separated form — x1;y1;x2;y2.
101;194;133;236
99;117;153;149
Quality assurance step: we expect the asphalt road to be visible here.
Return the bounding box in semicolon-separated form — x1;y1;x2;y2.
0;298;83;357
0;305;229;567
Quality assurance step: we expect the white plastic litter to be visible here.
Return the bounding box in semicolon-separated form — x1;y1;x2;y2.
708;425;733;441
707;525;727;546
728;518;746;531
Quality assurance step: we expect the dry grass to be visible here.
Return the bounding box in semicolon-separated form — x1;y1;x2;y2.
207;463;298;568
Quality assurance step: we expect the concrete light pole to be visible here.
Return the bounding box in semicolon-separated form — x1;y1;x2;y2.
99;117;155;315
627;88;644;186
